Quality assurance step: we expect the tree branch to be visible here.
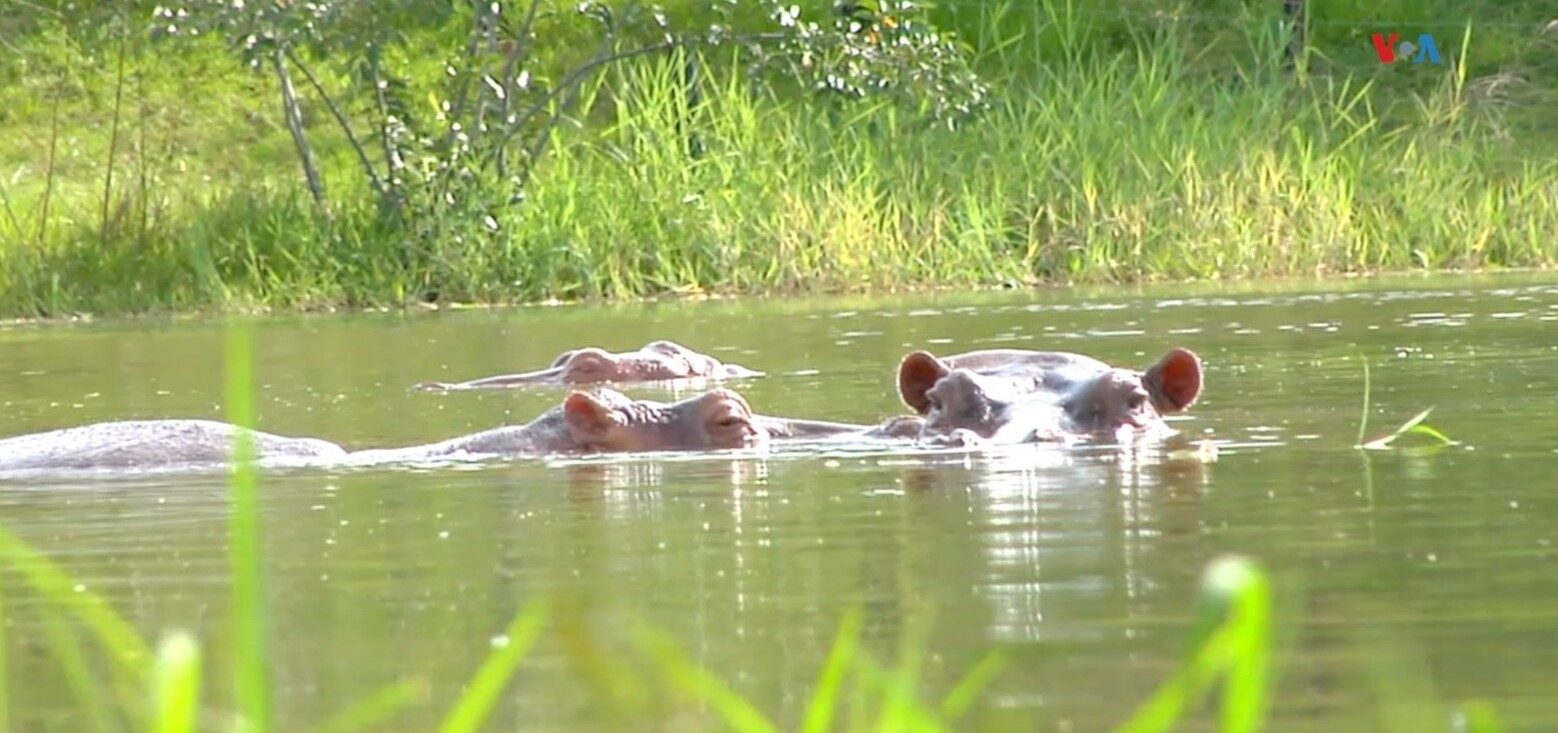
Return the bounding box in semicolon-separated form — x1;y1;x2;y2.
496;0;546;177
443;2;492;150
272;48;325;205
285;47;387;200
488;38;681;171
367;52;405;213
487;30;788;173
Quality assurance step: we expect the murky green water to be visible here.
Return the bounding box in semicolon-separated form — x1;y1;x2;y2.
2;273;1557;732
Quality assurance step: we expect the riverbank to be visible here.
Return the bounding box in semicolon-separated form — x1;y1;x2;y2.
2;0;1555;319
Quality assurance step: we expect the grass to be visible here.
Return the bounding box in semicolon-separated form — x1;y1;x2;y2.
0;0;1555;319
1355;355;1460;451
0;519;1284;733
225;324;267;733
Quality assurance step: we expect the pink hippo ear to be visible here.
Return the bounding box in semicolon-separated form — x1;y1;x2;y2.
559;348;614;381
643;340;690;356
897;352;951;414
1143;348;1203;413
549;349;581;368
562;391;624;444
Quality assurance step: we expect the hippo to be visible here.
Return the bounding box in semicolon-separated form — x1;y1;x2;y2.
757;414;926;443
414;340;762;391
349;387;772;463
893;347;1204;446
0;420;347;472
0;388;910;475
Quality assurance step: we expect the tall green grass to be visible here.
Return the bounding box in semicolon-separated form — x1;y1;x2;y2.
0;1;1554;318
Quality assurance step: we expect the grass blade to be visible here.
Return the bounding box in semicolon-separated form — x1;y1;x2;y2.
0;525;150;676
1392;407;1435;435
309;677;430;733
1356;357;1458;451
938;649;1006;722
1355;354;1371;448
631;625;779;733
1404;424;1455;445
847;652;945;733
1212;557;1273;733
1113;556;1274;733
151;632;202;733
0;572;10;733
800;608;864;733
876;608;938;733
437;600;548;733
1456;701;1507;733
553;596;652;716
39;612;122;733
1112;625;1234;733
225;322;268;733
1362;407;1457;450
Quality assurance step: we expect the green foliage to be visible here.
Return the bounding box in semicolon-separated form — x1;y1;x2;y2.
755;0;992;126
150;633;201;733
0;0;1555;318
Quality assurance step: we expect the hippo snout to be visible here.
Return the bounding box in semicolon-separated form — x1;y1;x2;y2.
921;428;990;449
737;421;766;446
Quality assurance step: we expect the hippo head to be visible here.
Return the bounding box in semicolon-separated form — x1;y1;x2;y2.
896;347;1204;444
1061;349;1202;432
550;341;747;383
897;359;1053;444
559;387;767;451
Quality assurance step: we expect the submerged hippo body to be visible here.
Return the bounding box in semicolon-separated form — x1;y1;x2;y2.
416;340;763;391
895;347;1204;446
757;414;926;443
349;387;770;464
0;388;907;475
0;420;347;473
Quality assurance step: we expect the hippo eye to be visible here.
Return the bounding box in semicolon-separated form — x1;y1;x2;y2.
715;416;747;428
1128;393;1147;410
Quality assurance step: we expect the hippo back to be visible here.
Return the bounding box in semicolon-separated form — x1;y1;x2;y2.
0;419;346;472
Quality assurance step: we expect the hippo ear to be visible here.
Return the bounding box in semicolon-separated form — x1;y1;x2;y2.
549;349;579;368
560;348;613;377
1143;348;1203;413
643;340;687;355
562;391;624;443
897;352;950;414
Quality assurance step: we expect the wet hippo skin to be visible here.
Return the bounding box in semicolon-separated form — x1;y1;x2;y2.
0;389;913;473
0;420;347;472
894;347;1204;446
414;340;763;391
351;387;771;462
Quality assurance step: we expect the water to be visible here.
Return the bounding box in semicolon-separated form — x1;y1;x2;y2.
2;273;1557;732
